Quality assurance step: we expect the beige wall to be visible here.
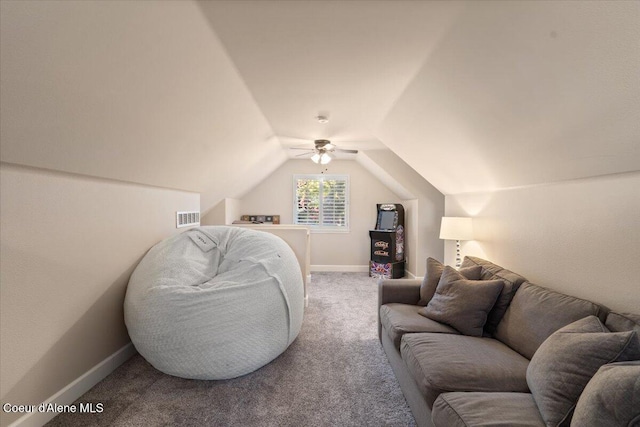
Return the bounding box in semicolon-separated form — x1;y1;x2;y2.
400;199;419;277
0;163;199;426
360;150;445;277
201;199;227;225
202;198;242;226
236;159;403;268
445;172;640;314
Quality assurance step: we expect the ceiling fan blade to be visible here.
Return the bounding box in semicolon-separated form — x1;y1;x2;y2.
289;147;314;151
295;152;313;157
335;148;359;154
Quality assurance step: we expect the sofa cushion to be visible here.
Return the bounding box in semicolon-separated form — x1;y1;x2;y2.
418;258;481;306
571;361;640;427
527;316;640;427
418;266;504;336
605;311;640;333
461;256;527;334
379;303;459;349
606;312;640;350
604;311;640;333
400;333;529;408
432;392;545;427
494;282;605;359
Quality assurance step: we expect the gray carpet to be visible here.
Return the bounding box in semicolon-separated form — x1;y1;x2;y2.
46;272;416;426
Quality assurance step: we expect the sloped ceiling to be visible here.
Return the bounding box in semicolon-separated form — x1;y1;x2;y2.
2;1;638;203
201;0;640;195
0;0;286;213
197;0;462;147
377;1;640;194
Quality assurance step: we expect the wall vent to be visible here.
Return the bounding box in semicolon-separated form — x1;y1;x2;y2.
176;211;200;228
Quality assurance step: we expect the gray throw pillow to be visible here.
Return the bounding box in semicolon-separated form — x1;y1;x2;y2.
418;266;504;336
571;361;640;427
527;316;640;427
460;256;527;335
418;258;482;306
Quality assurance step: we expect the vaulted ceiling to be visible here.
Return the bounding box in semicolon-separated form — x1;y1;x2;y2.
198;0;462;146
200;0;640;195
2;1;638;212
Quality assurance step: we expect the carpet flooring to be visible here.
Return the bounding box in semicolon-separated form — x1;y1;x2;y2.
46;272;416;426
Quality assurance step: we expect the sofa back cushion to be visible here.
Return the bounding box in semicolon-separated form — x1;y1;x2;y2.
494;282;606;359
606;311;640;350
460;256;527;334
605;311;640;333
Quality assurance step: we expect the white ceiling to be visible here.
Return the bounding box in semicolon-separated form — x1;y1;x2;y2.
198;0;463;150
200;0;640;193
2;0;638;208
0;0;287;213
377;0;640;194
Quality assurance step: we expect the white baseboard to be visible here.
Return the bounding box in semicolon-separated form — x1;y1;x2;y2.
310;265;419;278
311;265;369;273
8;343;137;427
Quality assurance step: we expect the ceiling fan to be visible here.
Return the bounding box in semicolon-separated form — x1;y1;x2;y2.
290;139;358;164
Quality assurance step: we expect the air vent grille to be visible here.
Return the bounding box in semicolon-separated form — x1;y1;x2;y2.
176;211;200;228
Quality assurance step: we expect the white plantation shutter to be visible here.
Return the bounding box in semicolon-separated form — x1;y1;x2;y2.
294;175;349;230
321;178;347;227
295;177;320;226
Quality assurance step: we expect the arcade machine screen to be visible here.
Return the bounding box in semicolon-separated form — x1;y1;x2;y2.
378;210;396;231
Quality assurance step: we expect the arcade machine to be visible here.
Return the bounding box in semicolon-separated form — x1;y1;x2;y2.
369;204;405;279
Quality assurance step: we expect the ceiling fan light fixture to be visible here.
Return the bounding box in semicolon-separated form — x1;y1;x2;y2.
319;152;332;164
292;137;352;164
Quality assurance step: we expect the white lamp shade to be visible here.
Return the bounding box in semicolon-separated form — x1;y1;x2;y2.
311;152;332;164
319;152;332;164
439;217;473;241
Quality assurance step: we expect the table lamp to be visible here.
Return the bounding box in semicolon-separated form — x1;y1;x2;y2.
439;217;473;268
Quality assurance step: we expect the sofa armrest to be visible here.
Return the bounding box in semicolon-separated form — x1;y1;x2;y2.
378;278;422;306
377;278;422;340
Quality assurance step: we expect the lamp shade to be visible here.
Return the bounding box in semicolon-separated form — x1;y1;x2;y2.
439;217;473;241
319;152;332;164
311;151;332;164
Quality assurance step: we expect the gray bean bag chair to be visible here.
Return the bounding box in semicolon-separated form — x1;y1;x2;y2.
124;226;305;380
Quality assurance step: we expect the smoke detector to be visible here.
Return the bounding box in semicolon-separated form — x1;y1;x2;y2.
316;115;329;124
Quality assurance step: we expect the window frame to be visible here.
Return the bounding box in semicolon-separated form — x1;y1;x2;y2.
292;174;350;233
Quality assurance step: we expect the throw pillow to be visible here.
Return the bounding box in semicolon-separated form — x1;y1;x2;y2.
527;316;640;427
418;266;504;336
570;361;640;427
460;256;527;335
418;258;482;306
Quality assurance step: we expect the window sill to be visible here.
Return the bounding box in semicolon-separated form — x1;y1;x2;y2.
309;228;350;234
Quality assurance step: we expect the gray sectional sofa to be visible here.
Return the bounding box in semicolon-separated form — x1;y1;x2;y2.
378;256;640;427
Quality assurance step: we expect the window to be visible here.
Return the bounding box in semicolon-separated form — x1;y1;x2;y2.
293;174;349;231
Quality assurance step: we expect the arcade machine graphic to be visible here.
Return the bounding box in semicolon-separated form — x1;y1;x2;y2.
369;204;405;279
